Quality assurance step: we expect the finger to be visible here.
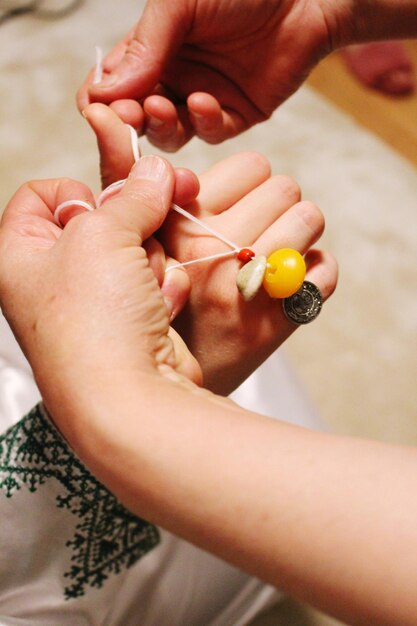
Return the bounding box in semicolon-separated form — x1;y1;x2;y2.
109;99;145;130
1;178;95;234
99;155;175;243
100;29;137;71
144;96;194;152
253;200;325;256
76;35;133;110
161;55;262;134
96;166;199;215
84;103;199;200
161;259;191;323
83;103;136;188
143;236;166;287
168;327;203;386
272;249;338;339
88;3;190;102
191;152;272;218
214;175;302;245
304;249;338;301
142;238;194;327
188;92;246;144
173;168;200;207
77;67;96;111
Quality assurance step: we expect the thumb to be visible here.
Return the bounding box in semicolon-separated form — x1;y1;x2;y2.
100;155;175;243
89;1;190;102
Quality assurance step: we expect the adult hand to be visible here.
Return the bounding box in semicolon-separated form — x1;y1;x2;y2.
85;103;338;394
0;158;202;412
1;158;414;626
77;0;340;151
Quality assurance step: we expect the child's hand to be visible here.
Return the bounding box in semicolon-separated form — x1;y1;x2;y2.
85;104;338;395
163;155;337;394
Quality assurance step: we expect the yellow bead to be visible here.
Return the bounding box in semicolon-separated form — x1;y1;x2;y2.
263;248;306;299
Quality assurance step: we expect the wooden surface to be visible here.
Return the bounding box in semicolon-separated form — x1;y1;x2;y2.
308;41;417;168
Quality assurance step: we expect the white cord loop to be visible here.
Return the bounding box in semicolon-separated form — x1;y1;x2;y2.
53;200;94;226
54;46;247;270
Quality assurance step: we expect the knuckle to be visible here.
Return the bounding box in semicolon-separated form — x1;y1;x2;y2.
242;152;271;177
59;176;76;186
181;236;210;264
274;175;301;203
147;131;185;153
127;186;167;223
129;186;161;209
125;38;148;64
198;132;223;145
64;210;100;241
296;200;325;235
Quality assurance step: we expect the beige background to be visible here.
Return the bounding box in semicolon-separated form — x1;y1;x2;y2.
0;1;416;624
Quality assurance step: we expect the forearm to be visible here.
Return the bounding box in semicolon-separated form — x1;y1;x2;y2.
321;0;417;48
41;365;417;626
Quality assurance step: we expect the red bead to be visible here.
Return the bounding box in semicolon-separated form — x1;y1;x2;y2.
237;248;255;264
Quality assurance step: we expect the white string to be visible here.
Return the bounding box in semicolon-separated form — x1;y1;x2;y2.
54;200;94;225
166;250;237;273
170;203;240;252
55;188;243;257
54;46;245;267
96;179;126;208
128;124;141;162
93;45;103;84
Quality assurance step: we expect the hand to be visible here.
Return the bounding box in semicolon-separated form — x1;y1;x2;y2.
0;158;202;412
77;0;341;151
84;103;338;394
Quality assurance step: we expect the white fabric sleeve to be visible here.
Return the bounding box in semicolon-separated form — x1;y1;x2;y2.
0;403;160;624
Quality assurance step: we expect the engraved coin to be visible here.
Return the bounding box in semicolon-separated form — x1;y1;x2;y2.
282;281;323;325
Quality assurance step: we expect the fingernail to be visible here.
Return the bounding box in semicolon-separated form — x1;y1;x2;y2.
81;109;88;119
163;296;175;321
130;155;167;182
95;74;118;89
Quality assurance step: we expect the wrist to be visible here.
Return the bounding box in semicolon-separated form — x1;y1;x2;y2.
319;0;417;48
39;365;239;519
316;0;354;50
39;366;160;455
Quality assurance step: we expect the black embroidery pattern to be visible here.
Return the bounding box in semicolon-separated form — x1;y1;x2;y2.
0;404;160;599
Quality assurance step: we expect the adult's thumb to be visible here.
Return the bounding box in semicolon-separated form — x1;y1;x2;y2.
101;155;175;243
89;1;189;101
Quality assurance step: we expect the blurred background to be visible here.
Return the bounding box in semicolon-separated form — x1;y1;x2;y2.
0;1;416;624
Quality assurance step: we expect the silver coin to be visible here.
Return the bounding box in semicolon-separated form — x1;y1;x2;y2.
282;281;323;325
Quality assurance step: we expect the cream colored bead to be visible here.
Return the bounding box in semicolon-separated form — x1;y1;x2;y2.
236;256;267;301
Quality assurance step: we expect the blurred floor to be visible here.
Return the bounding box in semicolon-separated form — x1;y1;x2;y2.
308;41;417;167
